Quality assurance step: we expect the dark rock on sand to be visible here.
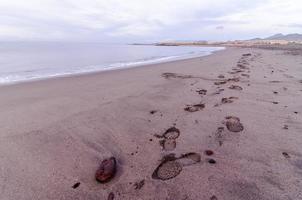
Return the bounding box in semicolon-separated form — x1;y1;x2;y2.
208;158;216;164
95;157;117;183
72;182;80;189
282;152;290;158
150;110;157;114
283;125;289;130
205;150;214;156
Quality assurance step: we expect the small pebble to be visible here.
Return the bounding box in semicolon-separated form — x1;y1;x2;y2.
208;159;216;164
72;182;80;189
205;150;214;156
282;152;290;158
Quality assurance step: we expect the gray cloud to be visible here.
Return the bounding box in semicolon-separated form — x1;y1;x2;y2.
0;0;301;42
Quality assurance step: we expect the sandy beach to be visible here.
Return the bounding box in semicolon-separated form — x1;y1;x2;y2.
1;47;302;200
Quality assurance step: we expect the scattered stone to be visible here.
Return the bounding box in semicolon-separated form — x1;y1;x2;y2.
294;112;298;114
282;152;290;158
134;180;145;190
283;125;289;130
272;101;279;104
95;157;117;183
184;104;205;112
273;91;278;94
205;150;214;156
208;159;216;164
72;182;80;189
150;110;157;114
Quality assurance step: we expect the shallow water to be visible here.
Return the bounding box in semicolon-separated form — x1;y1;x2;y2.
0;42;223;84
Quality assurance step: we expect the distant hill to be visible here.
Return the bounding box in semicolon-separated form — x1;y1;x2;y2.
264;33;302;41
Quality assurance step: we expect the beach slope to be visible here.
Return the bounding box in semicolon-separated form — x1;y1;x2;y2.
0;47;302;200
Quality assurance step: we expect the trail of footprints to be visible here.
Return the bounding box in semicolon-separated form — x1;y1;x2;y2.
146;53;257;199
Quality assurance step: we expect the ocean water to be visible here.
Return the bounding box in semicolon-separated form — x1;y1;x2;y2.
0;42;223;84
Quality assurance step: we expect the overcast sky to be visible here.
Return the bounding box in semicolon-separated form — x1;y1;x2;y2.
0;0;301;42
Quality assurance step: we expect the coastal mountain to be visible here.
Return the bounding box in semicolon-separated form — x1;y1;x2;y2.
263;33;302;41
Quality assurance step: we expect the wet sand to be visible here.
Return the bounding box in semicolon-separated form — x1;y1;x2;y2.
0;47;302;199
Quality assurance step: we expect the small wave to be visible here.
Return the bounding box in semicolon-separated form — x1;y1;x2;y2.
0;47;224;85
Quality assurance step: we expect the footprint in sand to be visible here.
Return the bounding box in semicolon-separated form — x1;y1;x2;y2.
160;139;176;151
152;153;201;180
214;126;225;146
156;127;180;151
229;85;243;91
211;88;225;95
107;192;115;200
184;103;205;112
241;74;250;78
227;77;240;82
214;81;227;85
161;72;193;79
222;97;238;103
224;116;244;132
214;97;238;107
196;89;207;95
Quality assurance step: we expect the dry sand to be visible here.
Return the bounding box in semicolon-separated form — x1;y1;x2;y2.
0;47;302;200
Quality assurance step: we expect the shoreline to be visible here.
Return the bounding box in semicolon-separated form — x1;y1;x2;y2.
1;46;302;199
0;46;224;87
